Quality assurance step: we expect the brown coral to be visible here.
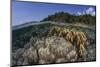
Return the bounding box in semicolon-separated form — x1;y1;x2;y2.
48;26;87;58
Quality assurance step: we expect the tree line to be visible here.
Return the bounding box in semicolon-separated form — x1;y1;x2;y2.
41;12;96;25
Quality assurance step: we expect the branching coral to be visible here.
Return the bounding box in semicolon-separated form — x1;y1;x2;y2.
48;26;87;58
74;32;87;57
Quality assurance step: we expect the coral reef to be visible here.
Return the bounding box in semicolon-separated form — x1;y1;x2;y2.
12;22;96;66
48;26;87;58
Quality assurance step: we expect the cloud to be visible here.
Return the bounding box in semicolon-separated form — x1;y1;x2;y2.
77;12;82;15
86;7;94;14
91;11;96;16
76;7;96;16
85;7;96;16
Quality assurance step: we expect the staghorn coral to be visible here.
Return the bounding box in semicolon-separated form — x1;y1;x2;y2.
48;26;87;58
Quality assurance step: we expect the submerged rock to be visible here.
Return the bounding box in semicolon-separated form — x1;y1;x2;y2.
12;36;79;66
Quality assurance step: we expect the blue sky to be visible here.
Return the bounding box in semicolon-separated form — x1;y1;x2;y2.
12;0;96;26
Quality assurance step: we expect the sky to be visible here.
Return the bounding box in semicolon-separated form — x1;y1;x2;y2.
12;0;96;26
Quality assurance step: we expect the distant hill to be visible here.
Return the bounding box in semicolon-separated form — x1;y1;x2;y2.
41;12;96;25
